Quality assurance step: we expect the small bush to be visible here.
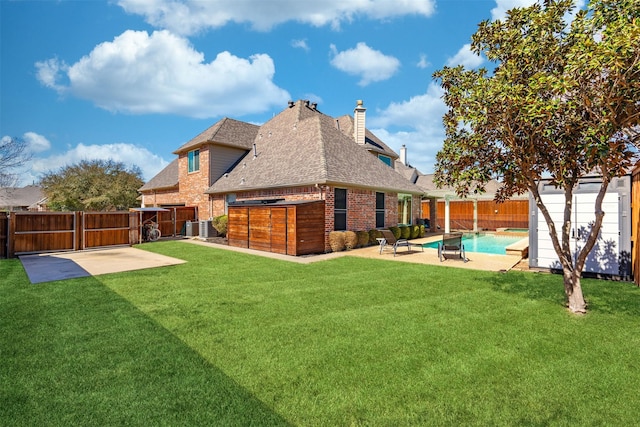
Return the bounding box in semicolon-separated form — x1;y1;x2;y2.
400;226;410;240
410;225;420;239
344;231;358;250
419;225;425;237
368;229;382;245
389;226;401;239
329;231;346;252
357;230;369;248
213;215;228;236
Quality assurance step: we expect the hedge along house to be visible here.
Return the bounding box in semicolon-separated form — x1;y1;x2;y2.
140;100;424;253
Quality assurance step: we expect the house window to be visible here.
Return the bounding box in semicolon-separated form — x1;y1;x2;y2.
378;154;392;166
398;193;412;225
188;149;200;173
376;192;385;228
334;188;347;231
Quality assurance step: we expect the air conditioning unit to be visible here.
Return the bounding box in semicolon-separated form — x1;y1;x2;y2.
185;221;199;237
199;220;217;238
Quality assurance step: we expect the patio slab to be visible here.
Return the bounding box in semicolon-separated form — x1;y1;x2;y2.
20;247;186;284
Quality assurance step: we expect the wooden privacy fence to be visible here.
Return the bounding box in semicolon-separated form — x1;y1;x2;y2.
1;207;196;258
422;199;529;231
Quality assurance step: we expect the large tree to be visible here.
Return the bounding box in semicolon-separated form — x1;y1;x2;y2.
39;159;144;211
0;136;32;186
433;0;640;313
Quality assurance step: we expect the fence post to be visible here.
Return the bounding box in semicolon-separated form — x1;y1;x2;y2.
8;212;16;258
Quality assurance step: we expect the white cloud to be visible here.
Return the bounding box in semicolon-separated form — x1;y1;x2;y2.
446;44;484;69
417;53;430;69
491;0;586;22
117;0;436;35
23;132;51;153
35;30;290;119
329;42;400;86
491;0;539;21
369;83;447;174
291;39;310;51
24;143;169;186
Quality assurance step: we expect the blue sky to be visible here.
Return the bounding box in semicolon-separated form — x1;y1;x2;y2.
1;0;584;186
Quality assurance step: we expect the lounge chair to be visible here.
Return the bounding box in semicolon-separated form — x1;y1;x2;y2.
438;232;467;262
378;229;424;257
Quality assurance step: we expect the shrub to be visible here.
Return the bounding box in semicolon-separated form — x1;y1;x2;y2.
357;230;369;248
410;225;420;239
400;226;410;240
329;231;345;252
419;225;425;237
344;231;358;250
368;229;382;245
213;215;228;236
389;226;401;239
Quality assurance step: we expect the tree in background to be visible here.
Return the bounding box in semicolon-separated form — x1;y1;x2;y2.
39;159;144;211
433;0;639;313
0;136;32;186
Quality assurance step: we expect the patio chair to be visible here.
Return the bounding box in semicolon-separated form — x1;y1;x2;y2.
438;232;467;262
378;229;424;257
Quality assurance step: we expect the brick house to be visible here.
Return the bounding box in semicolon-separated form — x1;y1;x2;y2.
140;100;424;252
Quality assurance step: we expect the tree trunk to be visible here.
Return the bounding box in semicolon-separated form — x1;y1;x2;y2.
564;269;587;314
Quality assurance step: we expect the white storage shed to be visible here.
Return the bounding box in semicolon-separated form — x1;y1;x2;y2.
529;173;632;279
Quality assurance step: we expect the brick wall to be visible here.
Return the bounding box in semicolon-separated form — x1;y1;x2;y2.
178;147;211;219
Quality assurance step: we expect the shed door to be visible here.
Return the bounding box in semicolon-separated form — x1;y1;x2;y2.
537;192;619;275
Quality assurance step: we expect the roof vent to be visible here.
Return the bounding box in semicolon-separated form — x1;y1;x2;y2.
288;101;295;108
311;102;317;110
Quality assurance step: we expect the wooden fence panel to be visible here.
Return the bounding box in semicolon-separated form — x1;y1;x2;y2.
429;199;529;231
0;212;7;258
10;212;77;257
83;212;132;249
174;206;197;235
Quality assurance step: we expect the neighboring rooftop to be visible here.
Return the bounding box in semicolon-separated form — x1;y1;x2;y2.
0;185;46;210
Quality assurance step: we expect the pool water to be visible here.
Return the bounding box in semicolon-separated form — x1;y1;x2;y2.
422;233;525;255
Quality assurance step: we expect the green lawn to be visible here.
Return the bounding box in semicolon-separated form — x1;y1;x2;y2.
2;241;640;426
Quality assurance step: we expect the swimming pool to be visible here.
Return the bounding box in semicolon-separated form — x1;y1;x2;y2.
423;233;525;255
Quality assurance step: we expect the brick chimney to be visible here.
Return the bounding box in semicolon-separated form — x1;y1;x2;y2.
353;100;366;145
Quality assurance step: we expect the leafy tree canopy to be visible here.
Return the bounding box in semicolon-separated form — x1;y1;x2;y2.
39;159;144;211
432;0;639;313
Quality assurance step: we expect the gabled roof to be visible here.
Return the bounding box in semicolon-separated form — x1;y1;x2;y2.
206;100;423;195
174;118;259;154
0;185;45;208
395;161;419;184
416;173;527;200
138;159;178;192
335;114;398;158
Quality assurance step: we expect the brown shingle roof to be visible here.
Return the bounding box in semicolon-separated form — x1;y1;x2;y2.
206;100;423;195
174;118;259;154
0;185;45;209
138;159;178;191
335;115;398;158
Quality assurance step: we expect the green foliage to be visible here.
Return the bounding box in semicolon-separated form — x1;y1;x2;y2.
39;159;144;211
419;225;425;237
344;231;358;250
399;226;410;239
368;229;382;245
213;215;228;236
328;231;345;252
389;226;400;239
356;230;370;248
410;225;420;239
